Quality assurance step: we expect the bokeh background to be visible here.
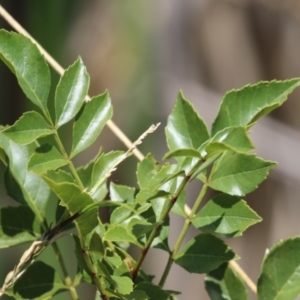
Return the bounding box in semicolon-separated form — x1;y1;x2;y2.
1;1;300;299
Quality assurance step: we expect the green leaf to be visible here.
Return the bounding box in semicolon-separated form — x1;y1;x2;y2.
2;111;53;144
55;57;89;127
136;154;158;190
9;261;67;299
192;194;261;238
0;30;51;115
76;153;108;202
28;144;68;174
257;237;300;300
212;79;300;135
135;282;174;300
137;156;181;192
151;216;170;252
104;224;142;248
208;152;276;196
163;148;201;160
89;229;105;257
200;126;254;157
205;263;249;300
41;178;98;235
171;191;187;218
111;275;133;295
0;206;40;248
73;235;91;283
0;133;51;217
110;203;152;225
91;151;124;194
174;234;236;274
128;217;158;239
165;91;210;151
71;91;113;157
122;290;149;300
110;182;135;203
4;168;27;205
45;169;75;184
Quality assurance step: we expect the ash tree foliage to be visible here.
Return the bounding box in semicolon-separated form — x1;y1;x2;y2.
0;29;299;300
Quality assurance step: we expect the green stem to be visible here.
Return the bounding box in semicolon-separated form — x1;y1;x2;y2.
132;159;206;280
53;133;84;190
158;183;208;288
52;132;105;295
78;231;108;298
51;242;79;300
158;254;173;287
172;184;208;256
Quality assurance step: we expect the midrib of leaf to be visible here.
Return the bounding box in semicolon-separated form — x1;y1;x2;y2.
273;265;300;300
211;166;272;181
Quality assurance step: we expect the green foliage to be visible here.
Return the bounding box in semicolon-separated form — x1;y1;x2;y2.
0;29;300;300
257;237;300;300
205;263;249;300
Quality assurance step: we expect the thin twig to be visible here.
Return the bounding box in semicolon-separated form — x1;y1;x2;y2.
0;4;257;296
229;260;257;294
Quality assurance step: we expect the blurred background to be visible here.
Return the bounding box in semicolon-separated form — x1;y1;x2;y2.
1;0;300;299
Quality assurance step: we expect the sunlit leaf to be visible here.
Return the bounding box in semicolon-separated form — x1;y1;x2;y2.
137;156;180;192
110;182;135;203
91;151;124;194
0;30;51;115
104;224;143;248
163;148;201;160
257;237;300;300
208;152;276;196
212;79;300;135
55;57;89;127
165;91;210;152
174;234;236;274
111;275;133;295
0;133;51;217
28;144;68;174
2;111;53;144
200;126;254;158
192;194;261;238
71;91;112;158
41;178;98;235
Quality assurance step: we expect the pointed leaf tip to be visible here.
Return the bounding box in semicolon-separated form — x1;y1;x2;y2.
212;79;300;135
2;111;53;144
0;30;51;114
71;91;112;157
165;92;210;152
55;57;90;127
